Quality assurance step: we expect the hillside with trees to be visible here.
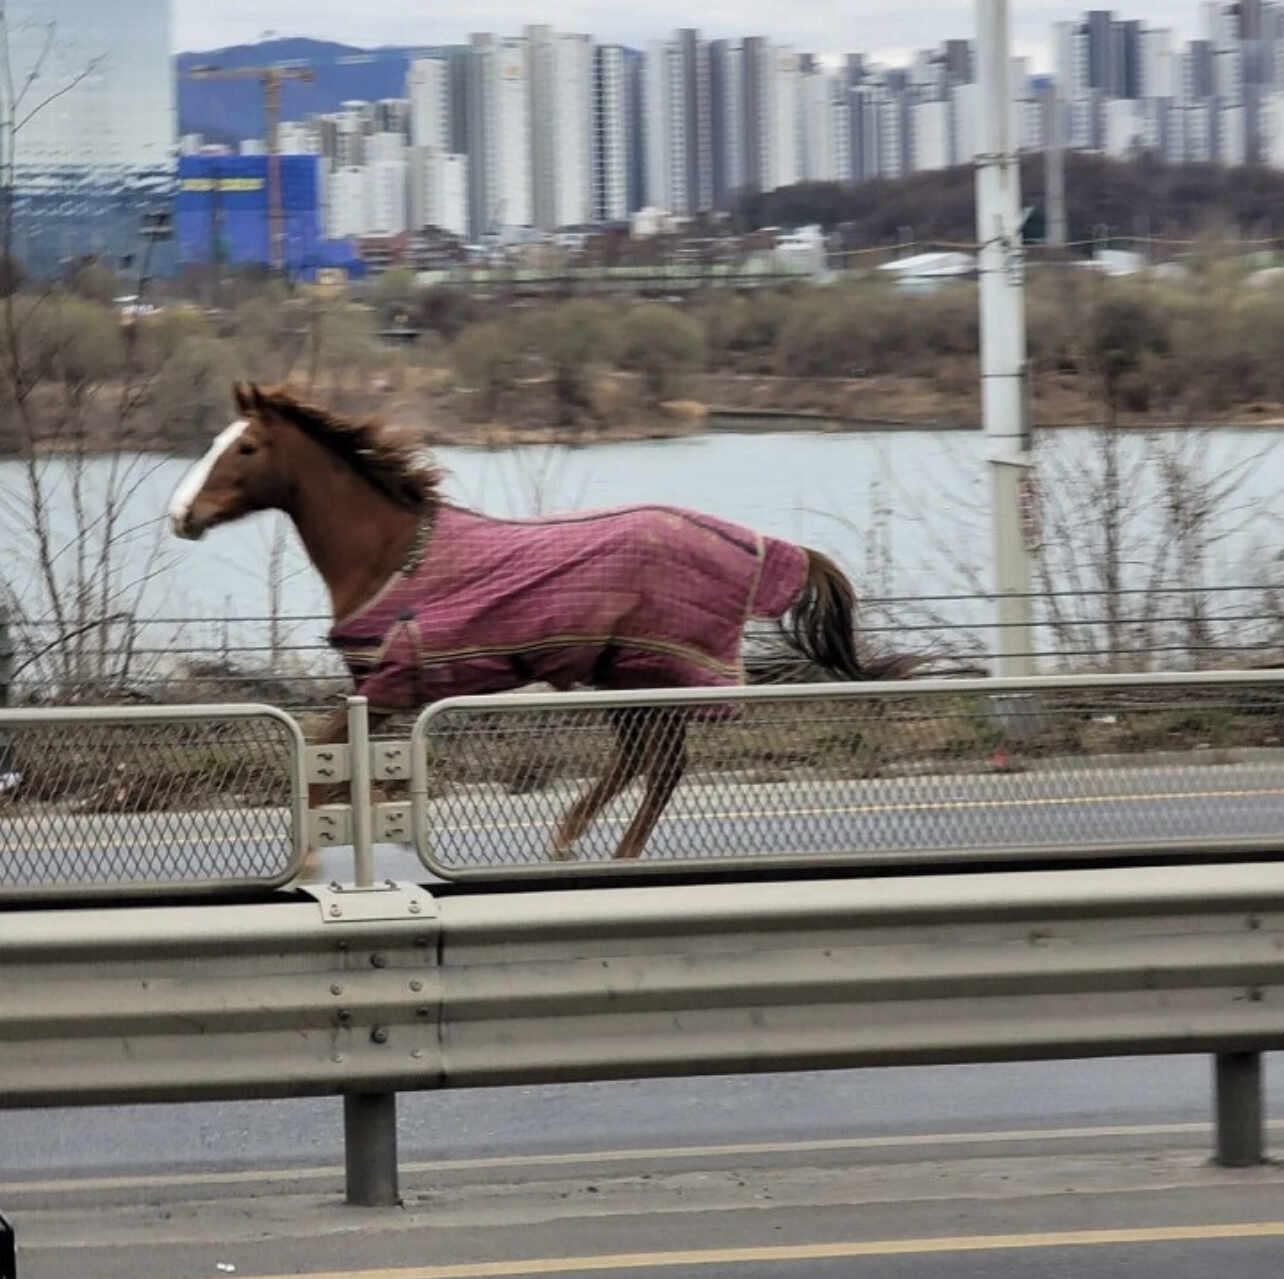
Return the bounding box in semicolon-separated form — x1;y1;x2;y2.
735;153;1284;246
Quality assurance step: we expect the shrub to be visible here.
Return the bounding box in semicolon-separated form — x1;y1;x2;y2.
532;299;619;422
452;321;523;416
617;304;705;402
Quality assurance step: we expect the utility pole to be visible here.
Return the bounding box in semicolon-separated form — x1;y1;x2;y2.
975;0;1036;677
185;64;316;274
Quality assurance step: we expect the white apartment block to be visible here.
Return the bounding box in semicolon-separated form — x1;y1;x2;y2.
328;166;368;239
1140;27;1177;98
368;131;408;165
468;33;533;236
368;160;409;235
528;26;594;230
409;147;468;237
644;38;687;213
765;48;802;191
799;71;851;183
1265;90;1284;166
593;45;631;222
1105;97;1143;157
277;121;320;154
911;99;950;171
408;58;451;151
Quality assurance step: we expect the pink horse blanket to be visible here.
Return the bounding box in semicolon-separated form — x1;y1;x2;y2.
329;503;809;712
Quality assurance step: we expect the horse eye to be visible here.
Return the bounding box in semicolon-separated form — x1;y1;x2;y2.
238;441;257;456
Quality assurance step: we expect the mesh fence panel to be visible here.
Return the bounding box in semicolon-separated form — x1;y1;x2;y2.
0;708;303;900
414;676;1284;877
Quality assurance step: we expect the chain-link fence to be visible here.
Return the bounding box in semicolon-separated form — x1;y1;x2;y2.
0;705;307;901
413;673;1284;878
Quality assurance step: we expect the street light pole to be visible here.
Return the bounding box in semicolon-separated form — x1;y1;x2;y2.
975;0;1036;677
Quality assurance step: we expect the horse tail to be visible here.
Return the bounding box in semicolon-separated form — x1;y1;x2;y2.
752;549;918;684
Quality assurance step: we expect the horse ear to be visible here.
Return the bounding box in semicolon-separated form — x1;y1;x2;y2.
233;382;253;415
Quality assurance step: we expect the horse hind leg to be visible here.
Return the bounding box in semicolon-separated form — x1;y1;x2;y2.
551;709;649;861
612;714;688;861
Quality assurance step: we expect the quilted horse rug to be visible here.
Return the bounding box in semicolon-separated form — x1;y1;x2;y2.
329;502;810;713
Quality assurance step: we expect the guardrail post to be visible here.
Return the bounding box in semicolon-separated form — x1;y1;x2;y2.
342;695;400;1206
344;1092;400;1207
1214;1051;1264;1167
1;1210;14;1279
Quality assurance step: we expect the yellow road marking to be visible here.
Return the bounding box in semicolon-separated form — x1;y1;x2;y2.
438;785;1284;836
5;1120;1280;1197
170;1222;1284;1278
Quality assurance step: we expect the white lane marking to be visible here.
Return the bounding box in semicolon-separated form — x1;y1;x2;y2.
168;418;248;534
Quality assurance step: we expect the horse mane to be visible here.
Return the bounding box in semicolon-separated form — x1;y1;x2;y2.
249;384;443;513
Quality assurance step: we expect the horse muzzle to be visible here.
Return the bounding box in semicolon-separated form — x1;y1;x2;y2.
170;510;207;541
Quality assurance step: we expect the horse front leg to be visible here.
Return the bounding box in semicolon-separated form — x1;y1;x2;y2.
612;714;688;861
551;709;649;860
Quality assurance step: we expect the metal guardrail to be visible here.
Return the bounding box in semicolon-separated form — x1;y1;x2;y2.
1;862;1280;1196
0;705;308;902
411;671;1284;881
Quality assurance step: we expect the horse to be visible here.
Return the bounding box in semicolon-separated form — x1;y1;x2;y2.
169;383;914;864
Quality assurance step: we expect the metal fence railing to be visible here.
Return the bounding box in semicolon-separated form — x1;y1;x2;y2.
0;705;308;903
411;672;1284;880
5;585;1284;711
5;671;1284;900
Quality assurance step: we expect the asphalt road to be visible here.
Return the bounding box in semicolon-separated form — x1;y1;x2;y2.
6;758;1284;890
3;1056;1283;1279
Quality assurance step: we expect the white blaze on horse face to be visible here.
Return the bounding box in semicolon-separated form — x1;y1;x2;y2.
168;419;249;539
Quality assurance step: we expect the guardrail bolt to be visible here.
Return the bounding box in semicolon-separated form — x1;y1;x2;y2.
330;905;343;918
409;901;422;915
331;984;344;996
337;1009;352;1024
371;1027;389;1044
371;953;388;969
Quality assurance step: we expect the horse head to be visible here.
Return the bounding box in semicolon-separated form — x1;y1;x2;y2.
169;382;290;541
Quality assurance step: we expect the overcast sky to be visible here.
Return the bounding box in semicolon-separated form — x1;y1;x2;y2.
174;1;1204;69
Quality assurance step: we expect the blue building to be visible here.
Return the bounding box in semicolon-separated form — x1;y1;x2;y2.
177;155;325;276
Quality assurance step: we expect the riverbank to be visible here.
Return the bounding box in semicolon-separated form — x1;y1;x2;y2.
11;367;1284;459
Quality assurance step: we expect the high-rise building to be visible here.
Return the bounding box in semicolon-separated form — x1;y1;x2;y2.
709;39;746;209
740;42;802;194
593;45;632;223
409;147;467;237
408;58;452;151
800;71;851;182
376;99;412;137
643;30;712;215
328;167;369;239
528;26;593;231
6;0;175;273
368;159;409;234
467;33;533;237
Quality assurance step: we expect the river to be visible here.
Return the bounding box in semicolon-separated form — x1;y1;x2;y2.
2;424;1282;668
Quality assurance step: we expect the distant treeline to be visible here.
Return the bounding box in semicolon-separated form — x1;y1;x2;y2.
733;153;1284;246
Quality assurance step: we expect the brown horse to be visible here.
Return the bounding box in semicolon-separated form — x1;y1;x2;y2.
169;384;911;864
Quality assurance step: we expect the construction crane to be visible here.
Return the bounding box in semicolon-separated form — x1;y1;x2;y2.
185;64;316;273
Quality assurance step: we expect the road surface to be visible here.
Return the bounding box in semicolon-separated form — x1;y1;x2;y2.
2;1055;1282;1278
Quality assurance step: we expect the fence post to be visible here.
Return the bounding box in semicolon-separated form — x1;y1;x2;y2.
342;695;400;1207
0;609;14;782
1214;1051;1264;1167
